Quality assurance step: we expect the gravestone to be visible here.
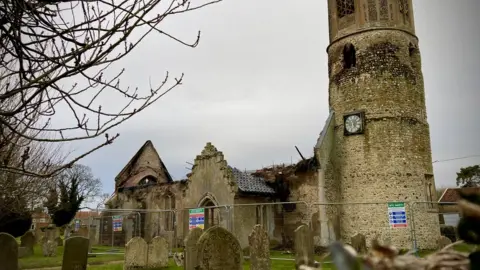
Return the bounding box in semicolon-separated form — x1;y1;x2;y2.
124;237;148;270
351;233;367;254
56;236;64;247
77;226;89;238
0;233;19;270
437;236;452;249
184;227;203;270
42;225;58;257
196;226;242;270
248;225;271;270
294;224;315;268
62;236;89;270
147;236;169;268
88;225;97;252
20;231;35;256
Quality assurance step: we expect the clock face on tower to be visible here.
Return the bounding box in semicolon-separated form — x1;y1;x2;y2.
343;112;365;136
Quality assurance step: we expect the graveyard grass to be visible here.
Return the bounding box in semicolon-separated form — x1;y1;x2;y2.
19;245;124;269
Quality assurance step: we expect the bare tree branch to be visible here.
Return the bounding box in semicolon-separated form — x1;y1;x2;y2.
0;0;221;177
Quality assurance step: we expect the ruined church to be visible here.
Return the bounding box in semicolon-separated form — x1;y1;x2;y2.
105;0;440;249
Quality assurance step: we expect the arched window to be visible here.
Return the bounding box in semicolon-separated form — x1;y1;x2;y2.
138;176;157;186
164;192;175;231
343;43;356;69
336;0;355;18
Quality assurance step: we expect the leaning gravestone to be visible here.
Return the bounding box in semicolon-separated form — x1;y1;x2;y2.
437;236;452;249
351;233;367;254
248;225;271;270
147;236;169;268
294;224;315;268
124;237;148;270
184;227;203;270
196;226;242;270
20;231;36;256
62;236;89;270
0;233;19;270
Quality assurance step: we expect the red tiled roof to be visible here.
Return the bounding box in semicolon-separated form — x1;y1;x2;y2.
439;187;480;203
74;211;100;219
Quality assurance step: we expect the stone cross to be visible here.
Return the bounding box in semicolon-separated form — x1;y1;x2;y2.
248;225;271;270
147;236;169;268
62;236;89;270
294;224;315;268
0;233;19;270
184;227;203;270
20;231;36;256
124;237;148;270
196;226;242;270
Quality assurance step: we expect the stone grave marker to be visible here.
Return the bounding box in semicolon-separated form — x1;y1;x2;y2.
62;236;89;270
124;237;148;270
20;231;35;256
294;224;315;268
184;227;203;270
42;225;58;257
248;225;271;270
437;236;452;249
56;236;64;247
196;226;242;270
147;236;169;268
0;233;19;270
351;233;367;254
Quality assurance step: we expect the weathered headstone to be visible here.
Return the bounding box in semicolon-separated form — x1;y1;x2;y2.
42;225;58;257
147;236;169;268
184;227;203;270
56;236;64;247
196;226;242;270
77;226;89;238
248;225;271;270
0;233;19;270
351;233;367;254
62;236;89;270
88;225;97;252
124;237;148;270
20;231;35;256
294;224;315;268
437;235;452;249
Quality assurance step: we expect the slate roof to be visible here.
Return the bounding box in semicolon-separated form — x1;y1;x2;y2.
438;187;480;203
230;167;276;195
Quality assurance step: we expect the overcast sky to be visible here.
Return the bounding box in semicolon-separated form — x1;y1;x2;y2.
61;0;480;195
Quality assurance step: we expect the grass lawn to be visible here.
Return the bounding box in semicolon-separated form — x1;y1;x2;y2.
20;245;124;269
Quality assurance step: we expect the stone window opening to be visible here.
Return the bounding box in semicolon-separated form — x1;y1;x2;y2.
336;0;355;18
164;193;175;231
138;176;157;186
343;43;356;69
408;42;417;57
425;174;435;209
255;205;269;231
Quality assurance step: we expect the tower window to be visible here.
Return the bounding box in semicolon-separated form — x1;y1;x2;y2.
336;0;355;18
343;43;356;69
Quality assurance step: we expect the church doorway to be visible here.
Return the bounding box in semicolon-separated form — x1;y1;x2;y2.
200;198;219;229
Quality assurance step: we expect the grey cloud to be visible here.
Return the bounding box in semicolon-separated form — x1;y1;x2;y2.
61;0;479;194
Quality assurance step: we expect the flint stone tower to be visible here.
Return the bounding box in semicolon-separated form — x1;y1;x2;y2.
320;0;440;248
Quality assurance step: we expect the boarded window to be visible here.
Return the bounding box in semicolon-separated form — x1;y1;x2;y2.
336;0;355;18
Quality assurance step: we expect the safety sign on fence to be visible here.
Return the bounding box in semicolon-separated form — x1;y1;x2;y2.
189;208;205;230
112;215;123;232
74;219;80;232
388;202;408;228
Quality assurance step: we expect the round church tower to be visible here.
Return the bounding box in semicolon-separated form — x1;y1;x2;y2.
326;0;440;248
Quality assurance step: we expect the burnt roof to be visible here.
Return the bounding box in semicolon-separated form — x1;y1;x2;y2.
230;167;276;195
